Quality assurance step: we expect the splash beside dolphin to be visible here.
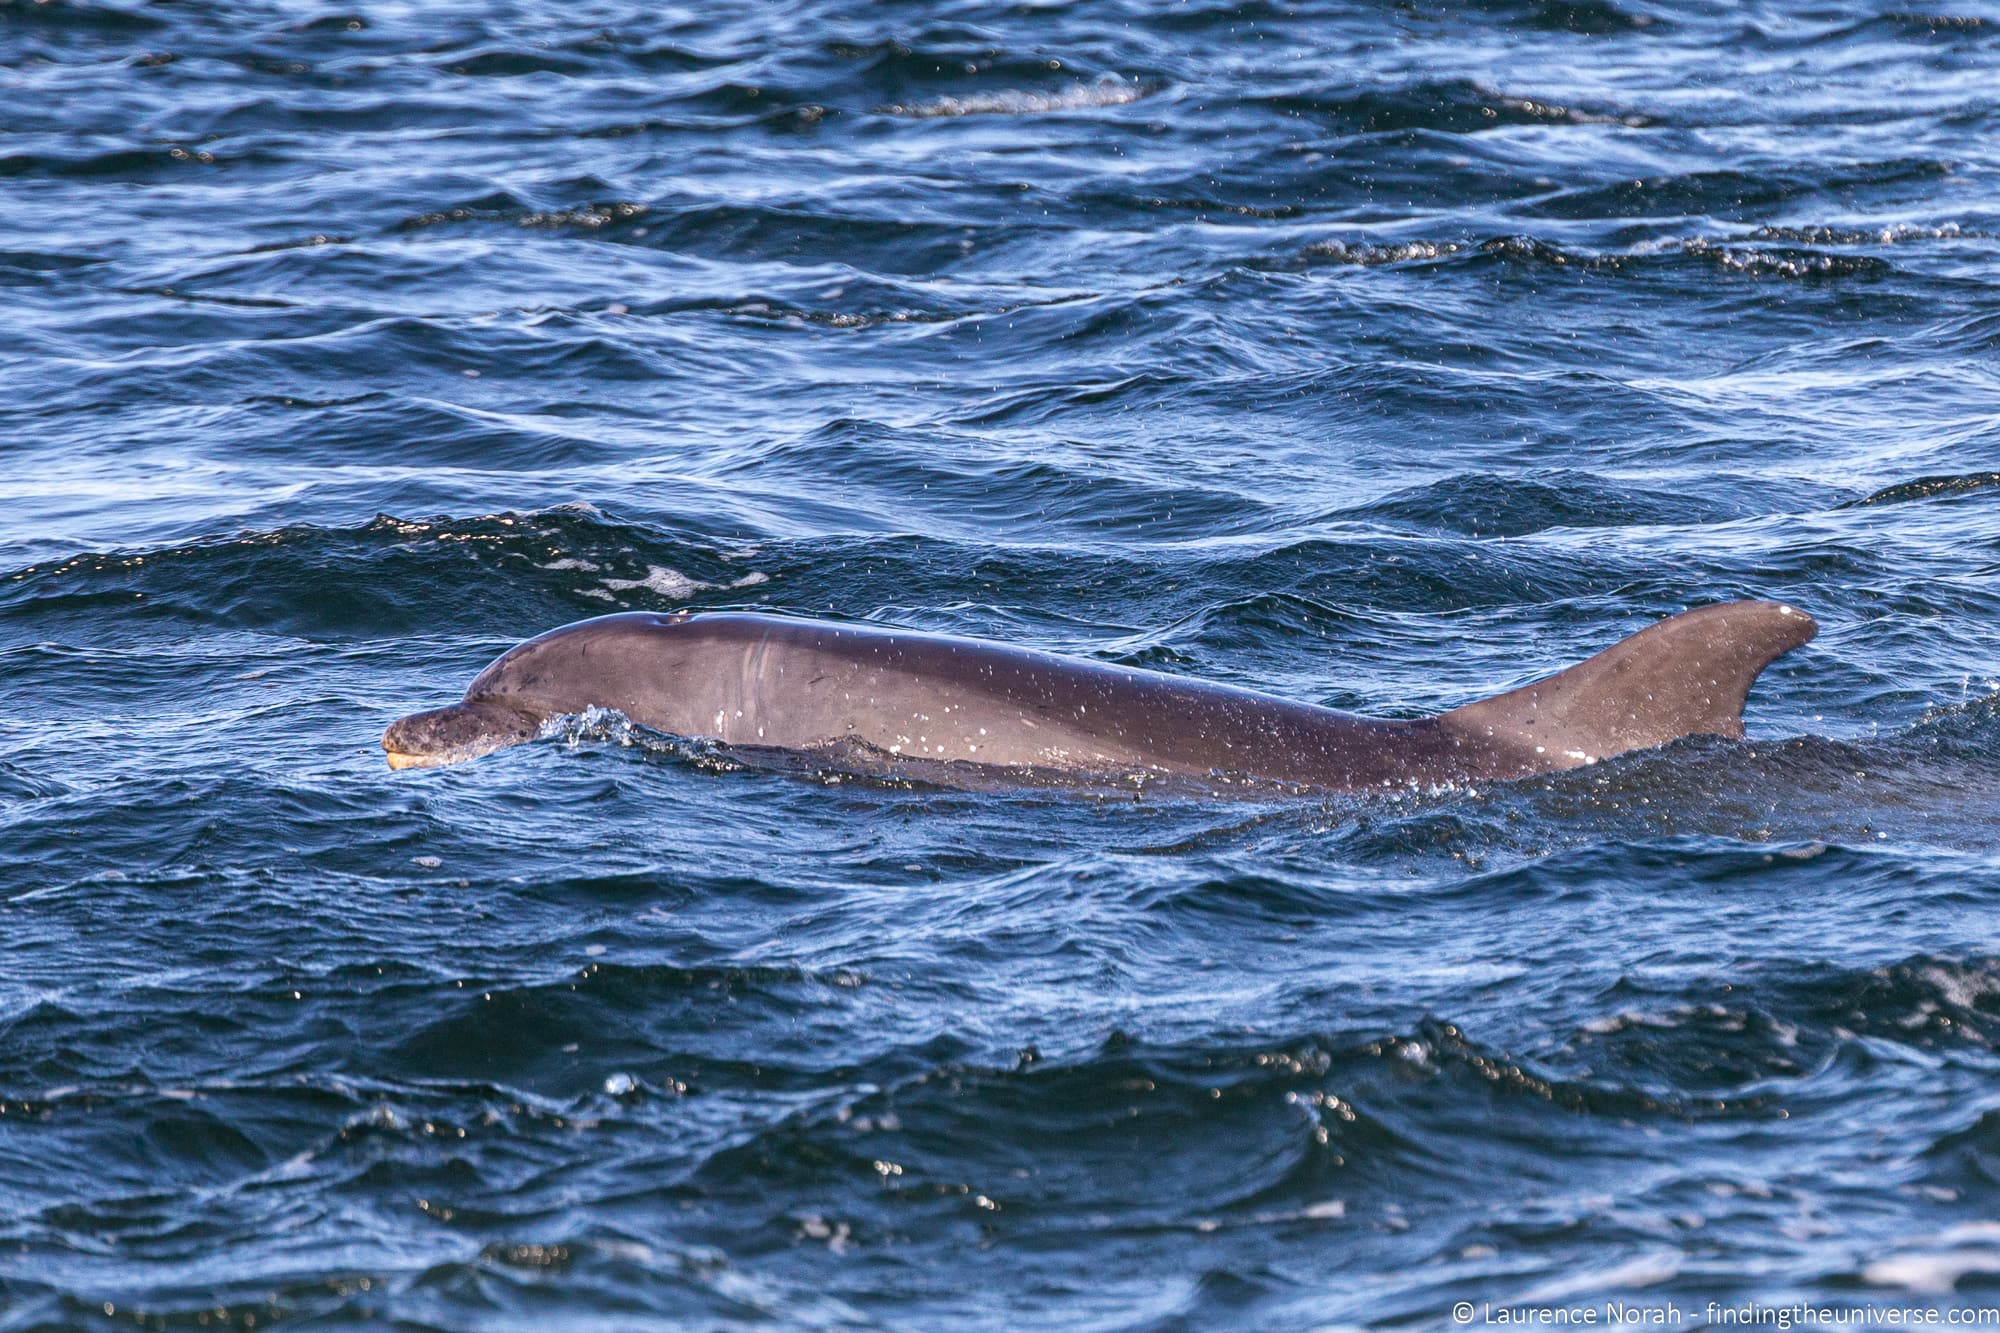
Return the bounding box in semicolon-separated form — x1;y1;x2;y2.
382;602;1816;789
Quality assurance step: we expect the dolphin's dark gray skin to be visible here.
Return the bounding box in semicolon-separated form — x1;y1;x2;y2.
383;601;1816;787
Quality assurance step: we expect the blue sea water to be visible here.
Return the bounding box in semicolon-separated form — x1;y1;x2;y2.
4;0;2000;1326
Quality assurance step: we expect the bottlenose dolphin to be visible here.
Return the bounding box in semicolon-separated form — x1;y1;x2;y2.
382;601;1816;790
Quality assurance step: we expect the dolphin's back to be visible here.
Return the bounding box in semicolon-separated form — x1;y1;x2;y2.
473;611;1440;786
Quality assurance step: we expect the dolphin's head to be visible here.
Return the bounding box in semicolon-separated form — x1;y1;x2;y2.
385;612;688;769
382;698;542;769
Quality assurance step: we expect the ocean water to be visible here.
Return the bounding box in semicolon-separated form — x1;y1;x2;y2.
4;0;2000;1326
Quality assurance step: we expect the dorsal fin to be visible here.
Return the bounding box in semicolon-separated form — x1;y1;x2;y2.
1440;601;1816;769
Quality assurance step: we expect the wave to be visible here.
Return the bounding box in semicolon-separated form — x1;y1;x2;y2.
1846;472;2000;508
1288;226;1955;281
880;78;1150;118
1252;77;1653;134
1527;159;1955;222
0;507;770;638
0;0;167;32
1341;469;1741;537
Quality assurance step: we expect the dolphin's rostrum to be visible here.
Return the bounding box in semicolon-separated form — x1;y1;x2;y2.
383;602;1816;788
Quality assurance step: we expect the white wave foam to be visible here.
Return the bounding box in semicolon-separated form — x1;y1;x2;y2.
883;79;1146;119
1864;1223;2000;1293
598;566;770;600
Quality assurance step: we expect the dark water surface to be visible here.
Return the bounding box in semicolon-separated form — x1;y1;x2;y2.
5;0;2000;1326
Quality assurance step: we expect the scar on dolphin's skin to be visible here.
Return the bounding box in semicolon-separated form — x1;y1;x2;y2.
383;602;1816;791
